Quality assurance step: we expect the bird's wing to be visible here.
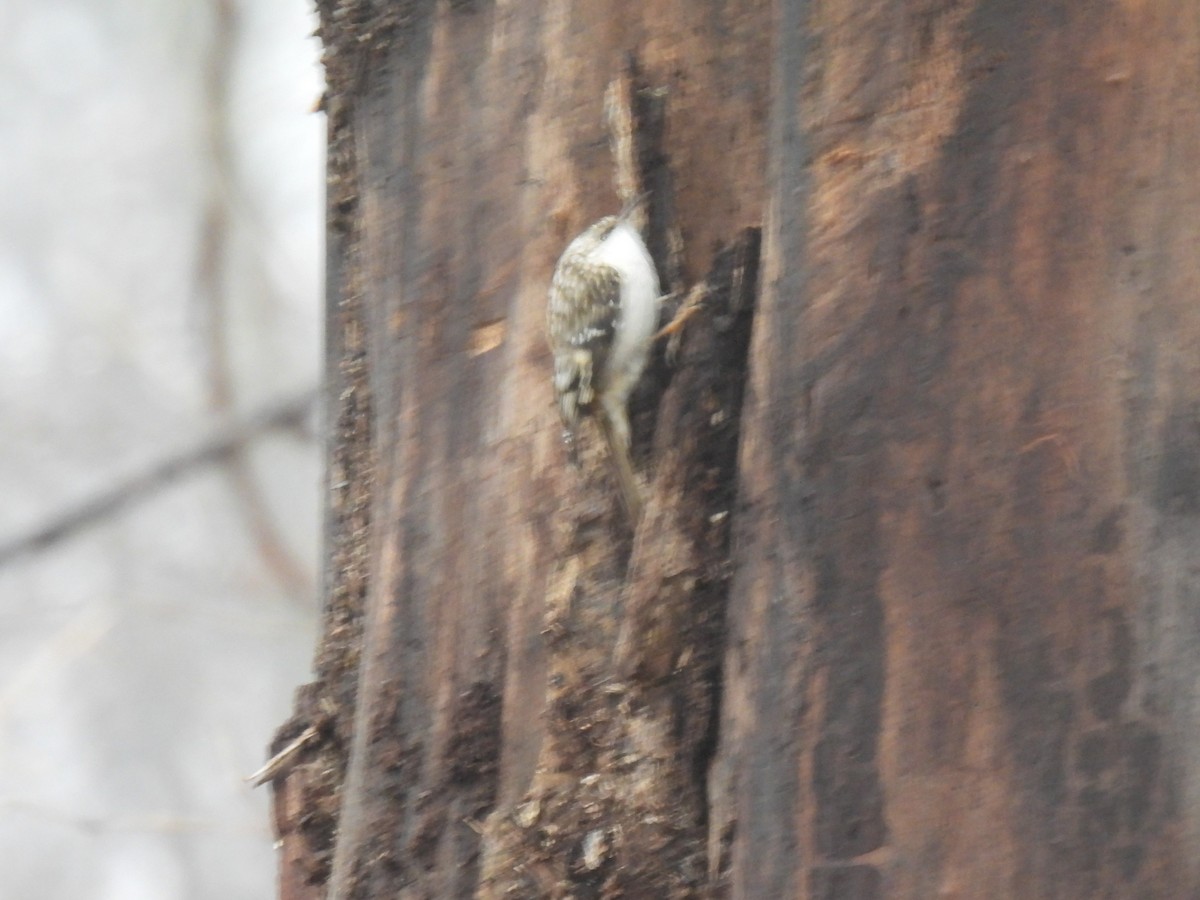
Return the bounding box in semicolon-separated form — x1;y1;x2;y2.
548;258;622;395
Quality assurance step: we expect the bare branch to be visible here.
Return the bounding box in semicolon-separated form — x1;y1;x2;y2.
0;390;318;567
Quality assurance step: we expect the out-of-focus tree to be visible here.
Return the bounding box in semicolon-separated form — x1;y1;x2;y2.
0;2;322;898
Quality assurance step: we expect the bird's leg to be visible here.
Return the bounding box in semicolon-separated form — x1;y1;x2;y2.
653;281;707;340
654;281;708;364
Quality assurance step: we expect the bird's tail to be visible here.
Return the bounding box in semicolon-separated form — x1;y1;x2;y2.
598;412;643;526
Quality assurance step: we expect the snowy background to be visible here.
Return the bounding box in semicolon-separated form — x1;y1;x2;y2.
0;0;323;896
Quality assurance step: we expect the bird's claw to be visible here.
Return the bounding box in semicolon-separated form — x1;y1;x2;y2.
655;282;708;365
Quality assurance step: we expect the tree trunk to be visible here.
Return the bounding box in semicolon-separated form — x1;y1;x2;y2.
271;1;1200;898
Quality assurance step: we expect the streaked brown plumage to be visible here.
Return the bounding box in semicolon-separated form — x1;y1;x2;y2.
547;212;661;522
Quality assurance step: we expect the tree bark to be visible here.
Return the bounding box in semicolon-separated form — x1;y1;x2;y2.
272;1;1200;898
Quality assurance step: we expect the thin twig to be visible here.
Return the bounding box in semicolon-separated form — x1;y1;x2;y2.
246;724;321;787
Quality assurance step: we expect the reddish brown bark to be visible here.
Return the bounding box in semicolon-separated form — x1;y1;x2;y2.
712;1;1200;896
273;1;1200;897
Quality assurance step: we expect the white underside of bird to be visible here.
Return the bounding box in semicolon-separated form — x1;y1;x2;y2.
592;221;660;435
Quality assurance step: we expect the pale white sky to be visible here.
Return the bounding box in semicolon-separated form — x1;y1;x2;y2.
0;2;324;896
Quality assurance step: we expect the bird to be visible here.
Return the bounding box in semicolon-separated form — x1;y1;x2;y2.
546;205;661;523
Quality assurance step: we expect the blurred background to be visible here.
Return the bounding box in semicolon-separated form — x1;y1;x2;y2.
0;0;323;896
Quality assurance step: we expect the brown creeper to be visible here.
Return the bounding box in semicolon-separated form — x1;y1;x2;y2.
547;210;661;522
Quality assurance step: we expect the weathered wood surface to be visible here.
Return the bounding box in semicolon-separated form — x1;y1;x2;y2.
712;1;1200;897
273;0;1200;897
